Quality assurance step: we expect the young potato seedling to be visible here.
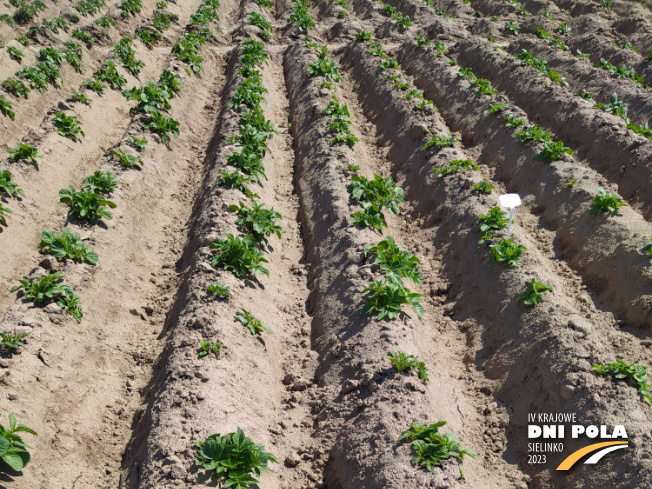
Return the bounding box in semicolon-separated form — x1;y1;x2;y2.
365;236;422;284
533;141;572;163
39;229;98;264
236;308;273;335
198;340;221;358
593;360;652;404
563;179;577;189
476;206;507;244
0;170;24;198
11;272;83;322
644;239;652;256
0;204;13;225
0;95;15;120
398;421;477;471
349;174;404;216
432;159;478;178
484;103;509;115
362;277;424;320
207;282;231;300
590;188;627;215
69;92;92;105
210;234;270;278
53;112;85;141
517;277;552;307
109;149;144;169
59;187;117;224
350;203;387;231
0;413;37;472
0;330;29;353
422;134;456;150
82;171;118;194
489;238;526;267
228;201;282;248
7;143;42;164
473;180;494;194
193;427;278;487
386;351;429;381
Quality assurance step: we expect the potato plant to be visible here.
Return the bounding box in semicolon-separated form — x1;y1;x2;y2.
111;37;145;76
124;81;172;115
236;308;273;335
386;351;429;381
362;277;424;320
143;111;180;144
432;159;478;178
217;170;260;200
590;188;627;215
126;136;148;151
288;0;314;32
228;201;282;248
249;11;271;41
82;79;107;95
0;171;24;198
533;141;572;162
173;29;212;74
0;95;15;120
398;421;476;472
11;272;83;322
0;204;14;225
348;174;404;216
489;238;526;267
94;61;127;91
422;133;456;150
82;171;118;194
39;228;99;264
644;239;652;256
476;206;507;243
593;360;652;404
109;149;144;169
3;79;31;99
198;340;221;358
7;45;24;62
69;92;92;105
210;234;269;278
193;427;278;488
53;112;85;141
207;282;231;300
473;180;494;194
72;29;95;48
350;203;387;231
0;413;37;472
513;124;551;144
7;143;42;164
0;330;29;353
364;236;422;284
517;277;552;307
59;187;117;224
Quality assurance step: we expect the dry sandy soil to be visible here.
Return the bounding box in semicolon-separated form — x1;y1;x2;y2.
1;0;652;487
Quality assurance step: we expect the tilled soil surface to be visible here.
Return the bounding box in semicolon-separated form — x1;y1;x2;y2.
1;0;652;487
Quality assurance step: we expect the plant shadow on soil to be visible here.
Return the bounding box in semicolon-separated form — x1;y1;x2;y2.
189;463;262;488
0;468;21;488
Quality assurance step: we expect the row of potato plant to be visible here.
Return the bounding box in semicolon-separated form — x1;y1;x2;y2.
0;0;179;120
417;33;652;403
193;30;280;487
344;33;480;474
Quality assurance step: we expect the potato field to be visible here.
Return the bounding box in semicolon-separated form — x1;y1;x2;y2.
1;0;652;486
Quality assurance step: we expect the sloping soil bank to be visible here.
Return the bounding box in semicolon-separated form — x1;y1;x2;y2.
340;39;652;489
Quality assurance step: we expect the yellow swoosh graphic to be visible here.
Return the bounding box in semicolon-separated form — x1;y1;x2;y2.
556;441;628;470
